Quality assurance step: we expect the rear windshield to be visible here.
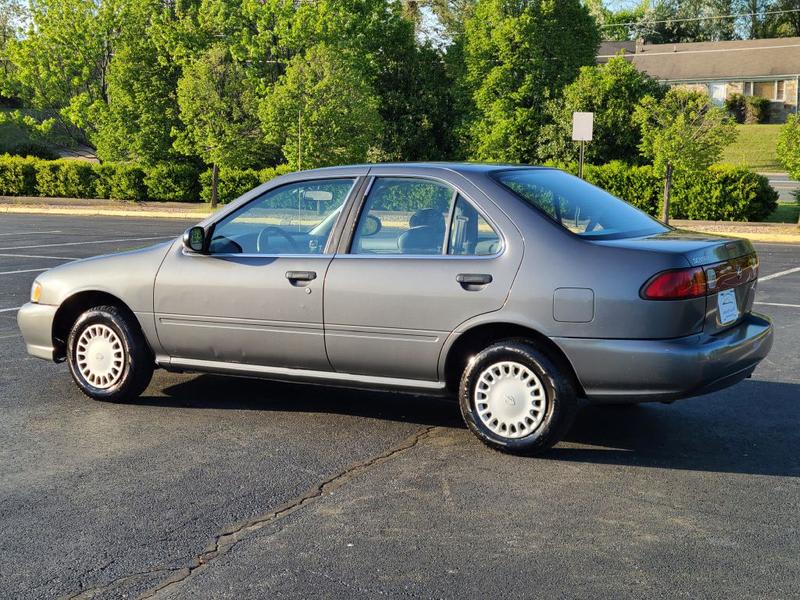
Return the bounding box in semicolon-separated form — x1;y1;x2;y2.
492;168;669;240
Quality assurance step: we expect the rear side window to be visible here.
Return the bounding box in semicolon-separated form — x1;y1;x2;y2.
351;178;455;255
493;169;668;240
449;195;502;256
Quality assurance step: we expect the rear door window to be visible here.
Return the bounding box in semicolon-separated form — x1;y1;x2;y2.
350;178;455;255
448;195;502;256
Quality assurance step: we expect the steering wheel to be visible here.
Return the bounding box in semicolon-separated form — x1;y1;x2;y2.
256;226;299;254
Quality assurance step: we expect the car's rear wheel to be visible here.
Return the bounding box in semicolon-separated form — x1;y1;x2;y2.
459;340;577;455
66;305;154;402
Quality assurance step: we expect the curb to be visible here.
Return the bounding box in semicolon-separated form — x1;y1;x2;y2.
0;205;211;220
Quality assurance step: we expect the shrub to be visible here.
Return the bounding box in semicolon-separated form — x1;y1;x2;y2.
670;165;777;221
744;96;771;124
200;164;293;204
144;163;200;202
725;92;746;123
95;163;147;200
777;113;800;181
583;161;661;216
0;154;38;195
552;161;776;221
34;159;98;198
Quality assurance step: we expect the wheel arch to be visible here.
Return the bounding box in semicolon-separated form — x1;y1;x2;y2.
441;322;585;397
51;291;146;361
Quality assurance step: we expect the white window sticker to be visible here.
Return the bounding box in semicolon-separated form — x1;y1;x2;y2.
717;289;739;325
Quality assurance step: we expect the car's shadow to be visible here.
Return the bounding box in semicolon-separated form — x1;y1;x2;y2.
136;373;461;428
137;375;799;477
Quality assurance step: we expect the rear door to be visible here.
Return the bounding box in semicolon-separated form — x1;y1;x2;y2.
323;170;523;381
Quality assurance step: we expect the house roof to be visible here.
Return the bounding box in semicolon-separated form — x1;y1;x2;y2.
598;37;800;81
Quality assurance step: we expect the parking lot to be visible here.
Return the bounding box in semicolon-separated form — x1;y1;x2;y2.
0;213;798;599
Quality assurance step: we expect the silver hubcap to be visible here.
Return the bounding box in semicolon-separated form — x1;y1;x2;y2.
474;361;547;439
75;324;125;389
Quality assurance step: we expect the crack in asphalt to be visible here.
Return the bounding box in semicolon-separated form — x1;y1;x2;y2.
141;426;438;599
67;426;437;600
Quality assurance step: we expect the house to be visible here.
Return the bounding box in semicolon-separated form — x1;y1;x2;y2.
598;37;800;123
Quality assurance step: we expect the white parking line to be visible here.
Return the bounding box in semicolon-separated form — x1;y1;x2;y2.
0;306;21;313
0;268;50;275
0;253;79;260
755;302;800;308
0;230;62;236
760;266;800;282
0;236;172;251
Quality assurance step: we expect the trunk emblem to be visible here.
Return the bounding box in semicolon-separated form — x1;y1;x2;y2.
736;265;743;278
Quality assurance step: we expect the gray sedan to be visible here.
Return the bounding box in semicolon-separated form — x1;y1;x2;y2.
17;164;774;454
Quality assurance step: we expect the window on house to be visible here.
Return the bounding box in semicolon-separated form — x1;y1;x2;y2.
743;81;753;96
754;81;774;99
776;80;785;101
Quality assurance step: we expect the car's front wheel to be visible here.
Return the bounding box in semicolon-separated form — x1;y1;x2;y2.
459;340;578;455
66;305;154;402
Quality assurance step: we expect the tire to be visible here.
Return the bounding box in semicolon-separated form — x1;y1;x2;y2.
66;305;154;402
459;340;578;455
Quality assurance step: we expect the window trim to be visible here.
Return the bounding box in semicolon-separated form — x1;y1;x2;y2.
203;176;362;258
775;80;785;102
340;175;505;259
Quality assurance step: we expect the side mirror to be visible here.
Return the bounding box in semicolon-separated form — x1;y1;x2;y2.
362;214;382;237
183;226;206;253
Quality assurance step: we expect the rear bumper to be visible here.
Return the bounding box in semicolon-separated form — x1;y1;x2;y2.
554;312;774;403
17;302;58;361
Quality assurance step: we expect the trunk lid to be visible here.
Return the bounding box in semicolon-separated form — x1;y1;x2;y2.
594;229;758;335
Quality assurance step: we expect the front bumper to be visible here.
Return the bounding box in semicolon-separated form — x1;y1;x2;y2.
17;302;59;361
554;312;774;403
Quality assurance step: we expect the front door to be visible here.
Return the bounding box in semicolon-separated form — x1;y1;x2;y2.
323;175;523;381
154;177;357;370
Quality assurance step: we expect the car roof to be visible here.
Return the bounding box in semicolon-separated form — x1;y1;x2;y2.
292;162;553;177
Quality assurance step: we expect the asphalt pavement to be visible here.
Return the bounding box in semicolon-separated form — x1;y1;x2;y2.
0;214;798;599
761;172;799;203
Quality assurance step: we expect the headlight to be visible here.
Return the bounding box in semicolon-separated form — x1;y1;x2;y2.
30;281;42;303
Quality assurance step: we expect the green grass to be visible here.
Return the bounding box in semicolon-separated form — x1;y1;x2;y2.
763;201;800;223
719;124;783;172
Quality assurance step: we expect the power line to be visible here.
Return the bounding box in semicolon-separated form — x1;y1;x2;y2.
600;8;800;28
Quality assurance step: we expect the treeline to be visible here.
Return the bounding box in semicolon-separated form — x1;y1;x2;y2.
0;0;600;204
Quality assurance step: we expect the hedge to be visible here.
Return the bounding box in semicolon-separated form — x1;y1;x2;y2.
199;164;294;204
557;161;777;222
0;154;201;201
0;154;778;220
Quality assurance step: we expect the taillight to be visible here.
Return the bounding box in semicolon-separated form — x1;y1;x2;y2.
641;267;707;300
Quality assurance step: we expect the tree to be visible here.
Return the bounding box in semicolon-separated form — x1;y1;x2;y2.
2;0;128;147
776;114;800;220
0;0;25;91
174;44;266;207
259;44;382;170
94;0;183;165
538;55;666;165
462;0;599;163
634;88;737;224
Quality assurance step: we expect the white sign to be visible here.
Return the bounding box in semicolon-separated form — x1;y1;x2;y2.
572;112;593;141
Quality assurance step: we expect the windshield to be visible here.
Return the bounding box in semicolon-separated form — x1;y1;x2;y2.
493;169;669;240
